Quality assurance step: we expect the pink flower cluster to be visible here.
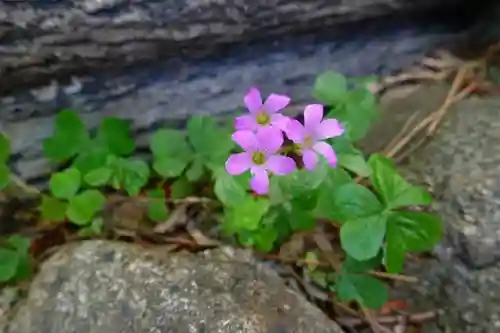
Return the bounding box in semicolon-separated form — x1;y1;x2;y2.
225;88;344;195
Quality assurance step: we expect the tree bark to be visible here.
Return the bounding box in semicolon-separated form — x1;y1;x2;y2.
0;0;464;94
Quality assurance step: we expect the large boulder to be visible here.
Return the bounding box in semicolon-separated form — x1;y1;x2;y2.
4;241;344;333
0;0;472;94
0;23;475;184
373;84;500;332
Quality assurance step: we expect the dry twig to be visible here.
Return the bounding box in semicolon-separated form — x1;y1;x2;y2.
362;307;393;333
337;310;436;328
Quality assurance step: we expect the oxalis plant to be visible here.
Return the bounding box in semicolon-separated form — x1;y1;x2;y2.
0;134;33;283
0;71;443;310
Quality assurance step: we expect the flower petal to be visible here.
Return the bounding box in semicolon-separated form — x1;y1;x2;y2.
263;93;291;113
235;115;257;131
265;155;296;175
284;119;306;143
225;153;252;175
256;127;283;154
250;167;270;195
316;119;344;140
232;130;258;151
303;104;324;131
270;113;292;131
302;149;318;170
244;87;263;114
313;141;337;167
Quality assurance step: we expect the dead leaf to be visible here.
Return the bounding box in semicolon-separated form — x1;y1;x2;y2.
112;200;145;232
153;203;189;234
186;220;220;247
279;232;306;261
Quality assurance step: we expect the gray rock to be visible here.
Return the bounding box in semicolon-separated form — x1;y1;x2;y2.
0;20;470;184
0;0;469;93
388;254;500;333
403;96;500;269
379;86;500;332
4;240;345;333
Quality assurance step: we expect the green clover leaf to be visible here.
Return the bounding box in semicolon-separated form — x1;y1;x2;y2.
0;248;19;282
7;235;32;281
49;168;81;199
72;144;109;175
185;158;205;182
121;159;150;196
146;189;169;222
335;271;388;310
222;197;270;234
368;154;432;209
96;117;135;156
246;223;279;253
40;196;68;221
328;183;384;223
153;156;189;179
313;71;348;105
150;129;193;179
105;157;149;195
340;213;387;261
0;133;10;163
338;152;371;177
314;167;352;219
273;158;329;204
326;87;378;142
287;205;317;232
150;129;192;159
43;109;90;162
214;172;247;207
170;177;195;199
342;253;383;274
0;164;10;190
385;211;443;273
66;189;106;226
187;115;234;165
84;167;113;187
77;218;104;238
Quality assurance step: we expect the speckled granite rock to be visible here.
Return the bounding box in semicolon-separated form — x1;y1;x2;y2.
4;240;344;333
390;253;500;333
376;85;500;332
403;96;500;269
0;0;470;93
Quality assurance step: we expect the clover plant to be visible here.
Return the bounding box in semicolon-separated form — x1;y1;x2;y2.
0;71;442;309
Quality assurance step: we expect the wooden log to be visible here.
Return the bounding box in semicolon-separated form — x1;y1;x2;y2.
0;0;466;94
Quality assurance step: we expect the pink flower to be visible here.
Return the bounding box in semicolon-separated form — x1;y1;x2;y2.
235;87;291;132
225;127;296;195
285;104;344;170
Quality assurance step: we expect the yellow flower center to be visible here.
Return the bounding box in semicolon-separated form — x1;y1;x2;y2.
256;111;270;125
292;136;313;155
291;143;302;153
303;136;313;148
252;152;266;165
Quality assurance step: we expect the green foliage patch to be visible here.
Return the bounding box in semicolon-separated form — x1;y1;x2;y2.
0;71;442;311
